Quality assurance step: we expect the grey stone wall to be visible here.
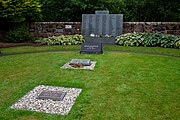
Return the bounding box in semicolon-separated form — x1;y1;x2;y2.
123;22;180;35
28;22;180;38
29;22;81;38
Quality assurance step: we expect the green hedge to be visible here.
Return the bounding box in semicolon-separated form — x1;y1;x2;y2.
6;24;32;43
35;34;84;45
115;33;180;49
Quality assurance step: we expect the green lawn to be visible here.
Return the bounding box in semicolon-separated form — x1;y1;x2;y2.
0;45;81;54
0;46;179;120
1;45;180;56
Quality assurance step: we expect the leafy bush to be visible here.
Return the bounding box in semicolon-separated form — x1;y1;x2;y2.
35;34;84;45
175;40;180;49
115;33;180;48
160;35;179;48
6;24;32;43
0;0;41;23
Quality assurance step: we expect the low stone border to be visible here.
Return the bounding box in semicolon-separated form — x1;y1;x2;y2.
61;61;96;70
10;85;82;115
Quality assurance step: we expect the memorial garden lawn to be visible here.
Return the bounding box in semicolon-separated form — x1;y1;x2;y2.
0;46;179;120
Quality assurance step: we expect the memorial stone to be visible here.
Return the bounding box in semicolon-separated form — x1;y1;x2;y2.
37;90;66;101
80;43;103;54
82;11;123;37
81;11;123;53
69;59;92;66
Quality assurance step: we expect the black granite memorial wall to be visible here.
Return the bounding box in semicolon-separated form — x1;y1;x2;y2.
82;11;123;37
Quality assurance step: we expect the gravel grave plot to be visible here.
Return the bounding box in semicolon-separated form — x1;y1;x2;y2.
10;85;82;115
61;61;96;70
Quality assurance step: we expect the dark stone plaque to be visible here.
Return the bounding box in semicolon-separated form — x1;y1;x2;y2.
69;59;91;66
84;37;115;45
29;29;35;32
80;43;103;54
56;29;63;33
37;90;66;101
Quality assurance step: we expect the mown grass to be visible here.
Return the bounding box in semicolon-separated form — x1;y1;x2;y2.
104;45;180;56
0;47;179;120
0;45;180;56
0;45;81;54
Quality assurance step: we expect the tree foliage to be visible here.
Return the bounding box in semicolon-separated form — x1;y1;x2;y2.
0;0;42;24
124;0;180;22
40;0;124;22
0;0;42;42
0;0;179;23
39;0;179;22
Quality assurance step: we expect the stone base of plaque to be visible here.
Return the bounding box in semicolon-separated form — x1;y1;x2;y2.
80;51;103;54
84;37;116;45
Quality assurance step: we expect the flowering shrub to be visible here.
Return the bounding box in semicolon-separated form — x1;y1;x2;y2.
35;34;84;45
116;33;180;48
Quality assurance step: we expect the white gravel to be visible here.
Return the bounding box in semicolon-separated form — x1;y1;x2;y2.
61;61;96;70
10;85;82;115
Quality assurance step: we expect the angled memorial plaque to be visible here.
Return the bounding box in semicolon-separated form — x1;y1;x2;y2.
37;90;66;101
69;59;92;66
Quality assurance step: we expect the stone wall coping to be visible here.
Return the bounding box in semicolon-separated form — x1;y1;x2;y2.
124;22;180;24
33;22;81;24
33;22;180;24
